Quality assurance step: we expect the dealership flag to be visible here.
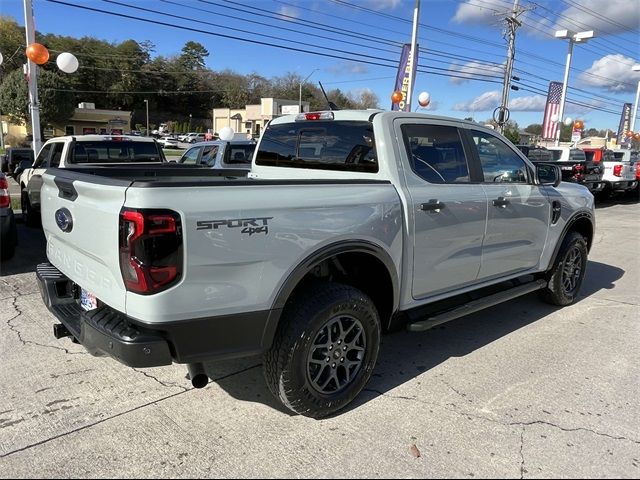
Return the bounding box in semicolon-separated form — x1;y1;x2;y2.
391;43;418;112
616;103;632;146
542;81;563;140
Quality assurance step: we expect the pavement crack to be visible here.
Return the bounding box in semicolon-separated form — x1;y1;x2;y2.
0;363;262;459
519;425;526;479
4;287;86;356
133;368;190;392
363;388;640;446
508;420;640;445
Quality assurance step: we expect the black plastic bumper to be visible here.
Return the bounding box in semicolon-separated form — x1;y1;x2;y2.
38;263;173;367
36;263;279;367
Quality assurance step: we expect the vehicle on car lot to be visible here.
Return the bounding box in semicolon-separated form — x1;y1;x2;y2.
1;147;35;179
545;146;605;193
515;145;553;162
158;136;180;149
0;172;18;260
177;132;197;142
581;147;637;197
185;133;206;144
36;110;595;419
177;139;255;171
15;135;166;227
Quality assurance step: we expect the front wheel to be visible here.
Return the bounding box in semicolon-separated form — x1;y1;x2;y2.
263;281;381;419
540;231;588;306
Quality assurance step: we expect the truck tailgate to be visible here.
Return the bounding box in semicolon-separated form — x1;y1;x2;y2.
41;170;131;313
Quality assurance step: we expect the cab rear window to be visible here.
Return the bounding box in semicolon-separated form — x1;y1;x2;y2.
70;141;164;163
256;121;378;173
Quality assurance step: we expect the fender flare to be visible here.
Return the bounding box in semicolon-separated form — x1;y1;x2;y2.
548;211;594;268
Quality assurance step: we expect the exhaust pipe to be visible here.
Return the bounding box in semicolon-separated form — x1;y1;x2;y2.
187;363;209;389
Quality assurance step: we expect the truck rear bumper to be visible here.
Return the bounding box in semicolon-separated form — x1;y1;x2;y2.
605;180;637;192
36;263;279;367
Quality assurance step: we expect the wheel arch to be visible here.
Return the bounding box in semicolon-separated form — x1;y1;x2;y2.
549;211;594;267
266;240;400;343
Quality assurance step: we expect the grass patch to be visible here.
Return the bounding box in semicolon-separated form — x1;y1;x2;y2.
10;196;21;211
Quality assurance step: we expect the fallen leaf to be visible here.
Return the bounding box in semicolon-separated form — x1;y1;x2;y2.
409;444;421;458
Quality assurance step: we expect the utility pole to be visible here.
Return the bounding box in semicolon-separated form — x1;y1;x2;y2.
497;0;522;134
23;0;42;154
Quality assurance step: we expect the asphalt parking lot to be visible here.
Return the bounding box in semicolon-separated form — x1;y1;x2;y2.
0;199;638;478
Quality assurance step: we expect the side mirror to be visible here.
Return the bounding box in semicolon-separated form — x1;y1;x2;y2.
536;163;561;187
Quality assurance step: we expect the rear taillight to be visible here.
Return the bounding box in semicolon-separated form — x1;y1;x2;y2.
119;208;183;295
572;164;584;182
635;163;640;181
0;176;10;209
613;165;623;177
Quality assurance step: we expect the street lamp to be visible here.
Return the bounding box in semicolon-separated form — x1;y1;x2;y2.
299;68;318;113
554;29;594;146
189;113;192;132
143;99;149;136
631;64;640;133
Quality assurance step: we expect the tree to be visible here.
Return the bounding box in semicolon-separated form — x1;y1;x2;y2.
0;69;75;133
347;89;380;109
179;41;209;70
524;124;542;135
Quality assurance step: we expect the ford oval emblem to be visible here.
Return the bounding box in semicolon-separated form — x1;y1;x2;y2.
55;208;73;233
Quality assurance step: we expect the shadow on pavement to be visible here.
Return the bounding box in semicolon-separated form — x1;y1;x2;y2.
0;217;47;276
595;191;639;209
207;260;624;417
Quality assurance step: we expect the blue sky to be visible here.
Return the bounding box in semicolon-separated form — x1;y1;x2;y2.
2;0;639;130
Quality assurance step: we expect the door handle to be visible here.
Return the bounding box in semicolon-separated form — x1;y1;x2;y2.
420;200;445;212
492;197;510;208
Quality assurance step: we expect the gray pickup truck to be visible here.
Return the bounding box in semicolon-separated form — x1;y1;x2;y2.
36;110;595;418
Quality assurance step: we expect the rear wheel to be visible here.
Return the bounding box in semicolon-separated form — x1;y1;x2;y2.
263;281;381;419
540;231;588;306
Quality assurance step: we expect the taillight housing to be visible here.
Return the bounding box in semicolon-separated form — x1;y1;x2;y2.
613;165;623;177
119;208;183;295
0;176;10;209
572;164;584;182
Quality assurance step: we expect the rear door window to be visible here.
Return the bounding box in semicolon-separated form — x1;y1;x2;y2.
180;147;202;165
256;120;378;173
400;124;470;183
225;144;256;164
34;144;53;168
49;142;65;167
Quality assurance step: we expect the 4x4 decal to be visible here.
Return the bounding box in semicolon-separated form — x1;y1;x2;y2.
197;217;273;236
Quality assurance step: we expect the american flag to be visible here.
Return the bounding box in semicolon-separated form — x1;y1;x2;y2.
542;81;563;140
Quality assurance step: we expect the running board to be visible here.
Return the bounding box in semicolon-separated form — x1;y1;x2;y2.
406;279;548;332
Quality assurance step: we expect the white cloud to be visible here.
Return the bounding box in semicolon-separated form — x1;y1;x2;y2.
363;0;402;9
453;0;509;25
579;54;640;93
453;90;501;112
326;61;369;75
278;5;300;19
448;61;504;84
508;95;546;111
551;0;640;35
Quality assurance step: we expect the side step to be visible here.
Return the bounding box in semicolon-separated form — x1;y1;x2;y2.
407;279;547;332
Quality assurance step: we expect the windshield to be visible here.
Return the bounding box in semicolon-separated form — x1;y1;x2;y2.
70;141;164;163
613;151;624;160
256;120;378;173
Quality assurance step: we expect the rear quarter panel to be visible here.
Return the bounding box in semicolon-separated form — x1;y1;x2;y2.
123;182;403;323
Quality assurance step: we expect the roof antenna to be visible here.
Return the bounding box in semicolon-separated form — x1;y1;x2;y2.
318;81;340;111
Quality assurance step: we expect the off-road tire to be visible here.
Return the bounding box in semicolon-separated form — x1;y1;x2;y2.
263;281;380;419
540;231;588;306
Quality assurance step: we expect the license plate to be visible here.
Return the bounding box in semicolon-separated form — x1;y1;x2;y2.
80;288;98;311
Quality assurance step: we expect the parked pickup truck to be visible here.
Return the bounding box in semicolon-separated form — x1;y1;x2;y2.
545;146;604;193
581;147;637;197
36;111;595;418
15;135;166;226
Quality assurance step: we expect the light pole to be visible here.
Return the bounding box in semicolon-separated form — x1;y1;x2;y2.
189;113;192;132
143;99;149;136
631;64;640;133
554;29;595;146
299;68;318;113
